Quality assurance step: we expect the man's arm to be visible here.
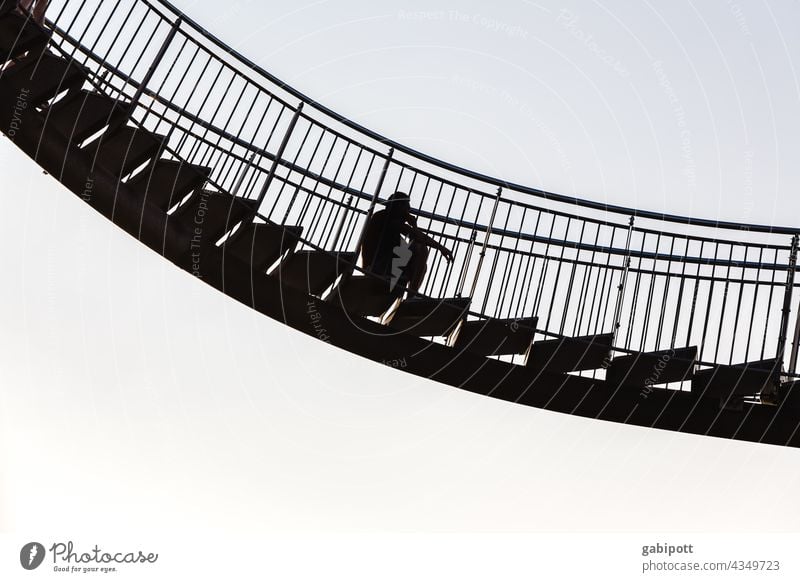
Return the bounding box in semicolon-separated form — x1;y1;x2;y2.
401;222;454;262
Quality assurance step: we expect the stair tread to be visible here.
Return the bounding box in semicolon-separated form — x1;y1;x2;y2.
387;296;471;337
0;11;47;59
275;250;355;296
526;332;614;373
607;346;698;388
174;190;256;243
452;316;538;356
85;125;167;179
224;222;302;272
1;52;85;106
693;357;781;398
128;159;211;212
44;89;127;143
329;275;397;318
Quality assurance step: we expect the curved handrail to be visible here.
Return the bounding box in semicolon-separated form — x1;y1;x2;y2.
31;0;800;378
48;23;795;260
150;0;798;235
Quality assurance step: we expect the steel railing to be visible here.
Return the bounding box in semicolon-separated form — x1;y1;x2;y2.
26;0;800;380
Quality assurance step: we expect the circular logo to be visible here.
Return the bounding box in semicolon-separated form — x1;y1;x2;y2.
20;542;46;570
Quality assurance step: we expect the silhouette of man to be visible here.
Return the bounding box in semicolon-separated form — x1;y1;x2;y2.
359;191;453;295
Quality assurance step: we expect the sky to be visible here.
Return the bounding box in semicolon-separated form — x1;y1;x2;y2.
2;0;800;549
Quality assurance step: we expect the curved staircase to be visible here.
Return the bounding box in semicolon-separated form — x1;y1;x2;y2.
2;0;799;447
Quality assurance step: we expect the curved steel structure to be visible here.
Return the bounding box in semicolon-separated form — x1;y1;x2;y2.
1;0;799;446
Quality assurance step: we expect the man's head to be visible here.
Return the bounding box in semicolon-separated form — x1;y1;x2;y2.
386;191;411;210
385;191;411;221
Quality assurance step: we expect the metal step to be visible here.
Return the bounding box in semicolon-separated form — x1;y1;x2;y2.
0;11;47;60
328;275;397;318
127;159;211;212
1;52;84;106
526;332;614;374
606;346;698;388
275;250;355;296
173;190;257;242
43;89;127;144
224;222;302;272
451;316;538;356
693;358;781;400
386;296;471;337
84;125;167;179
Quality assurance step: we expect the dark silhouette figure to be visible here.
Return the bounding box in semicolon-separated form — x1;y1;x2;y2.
359;192;453;295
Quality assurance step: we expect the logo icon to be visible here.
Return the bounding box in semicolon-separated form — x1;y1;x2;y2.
391;239;412;291
20;542;46;570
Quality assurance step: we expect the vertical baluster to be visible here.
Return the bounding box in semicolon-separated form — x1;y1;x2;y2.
247;102;302;221
760;248;779;361
611;216;634;345
777;234;799;367
125;17;182;122
467;187;502;303
330;195;353;251
744;246;765;361
455;231;477;298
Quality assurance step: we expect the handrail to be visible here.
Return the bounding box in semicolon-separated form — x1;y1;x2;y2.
48;22;796;253
147;0;799;235
34;0;800;378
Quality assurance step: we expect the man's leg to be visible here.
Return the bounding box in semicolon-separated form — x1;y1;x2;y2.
406;242;429;293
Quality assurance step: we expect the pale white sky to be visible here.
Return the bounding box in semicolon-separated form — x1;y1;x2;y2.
2;0;800;548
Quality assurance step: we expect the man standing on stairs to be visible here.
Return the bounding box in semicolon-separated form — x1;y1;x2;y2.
17;0;48;25
359;191;454;296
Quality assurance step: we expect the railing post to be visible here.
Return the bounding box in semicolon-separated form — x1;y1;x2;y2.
467;187;503;301
789;298;800;376
455;230;477;298
250;102;303;222
331;194;353;251
781;234;800;373
611;216;635;344
347;148;394;269
231;152;256;197
127;17;183;119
